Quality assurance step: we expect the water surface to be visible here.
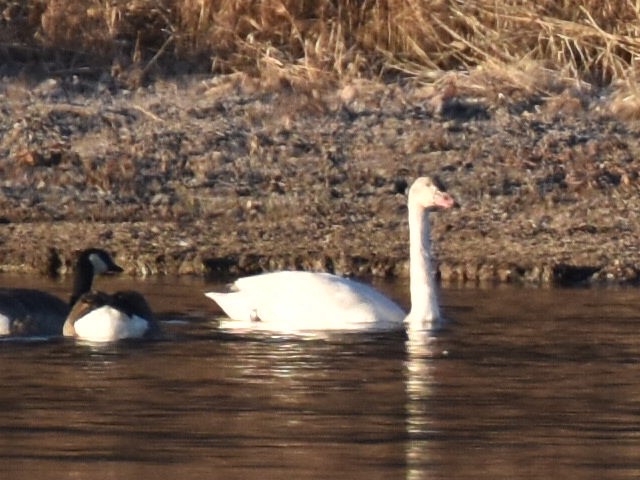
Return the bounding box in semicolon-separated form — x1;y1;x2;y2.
1;275;640;479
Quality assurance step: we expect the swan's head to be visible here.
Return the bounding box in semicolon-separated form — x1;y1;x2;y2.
409;176;455;211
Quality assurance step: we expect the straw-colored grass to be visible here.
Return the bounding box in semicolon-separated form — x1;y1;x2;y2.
2;0;640;93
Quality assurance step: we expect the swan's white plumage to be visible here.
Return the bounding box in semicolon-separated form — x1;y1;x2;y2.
72;306;149;342
206;176;454;333
206;271;405;332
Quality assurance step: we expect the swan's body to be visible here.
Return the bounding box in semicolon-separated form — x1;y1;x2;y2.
207;271;406;332
0;249;123;336
63;290;158;342
206;176;454;332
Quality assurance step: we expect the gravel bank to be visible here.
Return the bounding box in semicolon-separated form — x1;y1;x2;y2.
1;74;639;285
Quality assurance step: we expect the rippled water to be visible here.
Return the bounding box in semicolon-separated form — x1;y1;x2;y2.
1;275;640;480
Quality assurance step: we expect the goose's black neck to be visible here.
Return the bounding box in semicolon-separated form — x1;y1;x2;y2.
69;257;95;307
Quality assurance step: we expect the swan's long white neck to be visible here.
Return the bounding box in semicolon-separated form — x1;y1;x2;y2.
406;201;440;329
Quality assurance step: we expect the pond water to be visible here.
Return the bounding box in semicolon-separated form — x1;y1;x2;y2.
1;275;640;480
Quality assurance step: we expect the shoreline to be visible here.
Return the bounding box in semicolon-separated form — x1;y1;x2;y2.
1;74;639;285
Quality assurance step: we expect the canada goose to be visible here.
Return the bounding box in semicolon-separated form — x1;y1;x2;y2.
0;248;123;336
205;176;455;332
63;290;159;342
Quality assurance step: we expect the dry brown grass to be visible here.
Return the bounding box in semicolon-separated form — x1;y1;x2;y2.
2;0;640;93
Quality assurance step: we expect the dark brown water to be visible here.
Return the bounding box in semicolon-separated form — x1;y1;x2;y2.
1;275;640;479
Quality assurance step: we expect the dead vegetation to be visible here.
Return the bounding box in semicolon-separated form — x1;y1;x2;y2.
1;1;640;92
3;2;640;283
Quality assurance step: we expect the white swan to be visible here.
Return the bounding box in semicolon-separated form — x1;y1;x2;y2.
205;176;455;332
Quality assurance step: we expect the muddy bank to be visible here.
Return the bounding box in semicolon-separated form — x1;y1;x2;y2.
1;74;639;285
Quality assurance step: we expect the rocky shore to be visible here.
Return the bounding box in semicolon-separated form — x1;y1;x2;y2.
1;73;639;285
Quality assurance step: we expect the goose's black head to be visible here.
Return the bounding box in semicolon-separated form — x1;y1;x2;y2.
70;249;123;306
80;248;124;275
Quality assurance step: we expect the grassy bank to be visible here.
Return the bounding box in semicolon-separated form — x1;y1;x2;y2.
1;0;640;92
2;2;640;281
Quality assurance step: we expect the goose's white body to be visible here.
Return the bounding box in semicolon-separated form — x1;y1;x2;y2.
206;176;454;333
0;314;10;336
72;306;150;342
206;271;406;332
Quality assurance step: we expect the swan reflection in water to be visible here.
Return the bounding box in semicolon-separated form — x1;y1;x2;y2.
404;330;439;480
216;329;443;480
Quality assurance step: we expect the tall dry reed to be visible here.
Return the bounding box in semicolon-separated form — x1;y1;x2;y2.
1;0;640;89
